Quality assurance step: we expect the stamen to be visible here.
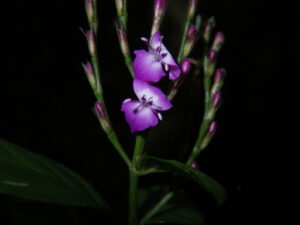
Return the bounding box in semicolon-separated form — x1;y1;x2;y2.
123;98;131;103
157;112;163;120
163;63;169;71
140;37;148;42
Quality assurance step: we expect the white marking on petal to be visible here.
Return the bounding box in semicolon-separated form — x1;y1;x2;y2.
123;98;132;103
140;37;148;42
164;63;169;71
157;112;163;120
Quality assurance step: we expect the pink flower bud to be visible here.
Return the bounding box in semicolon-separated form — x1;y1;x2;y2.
182;25;197;58
208;121;217;135
190;161;198;169
86;30;96;55
187;0;198;19
200;121;217;150
116;23;130;55
95;102;105;118
94;102;112;132
214;68;224;84
154;0;167;14
212;31;225;52
85;0;94;23
82;62;96;89
209;49;216;62
211;68;226;95
151;0;168;36
181;59;191;74
187;25;197;43
213;91;221;107
203;17;215;42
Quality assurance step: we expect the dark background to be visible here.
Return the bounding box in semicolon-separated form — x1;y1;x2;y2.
0;0;294;224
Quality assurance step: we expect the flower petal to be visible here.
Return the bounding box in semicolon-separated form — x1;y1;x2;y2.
150;31;181;80
133;50;166;83
133;50;166;82
133;79;172;111
150;31;163;49
121;100;158;132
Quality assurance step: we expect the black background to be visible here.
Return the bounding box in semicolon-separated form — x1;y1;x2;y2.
0;0;295;225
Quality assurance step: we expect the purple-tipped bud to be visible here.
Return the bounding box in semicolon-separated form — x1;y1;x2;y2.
190;161;199;169
86;30;96;55
213;91;221;107
182;25;197;58
187;0;198;19
211;68;226;95
200;121;217;150
115;0;125;17
181;59;191;74
212;31;225;52
208;121;217;135
208;49;216;63
85;0;94;24
187;25;197;43
95;102;105;117
154;0;167;13
94;102;111;132
203;17;215;43
151;0;168;36
214;68;224;84
116;23;130;55
82;61;96;89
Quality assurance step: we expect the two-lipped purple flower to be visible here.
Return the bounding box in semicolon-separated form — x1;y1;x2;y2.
133;31;181;83
122;31;180;132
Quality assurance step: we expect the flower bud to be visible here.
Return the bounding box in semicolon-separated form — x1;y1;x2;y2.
211;68;226;95
183;25;197;57
200;121;217;150
115;0;125;17
86;30;96;55
208;121;217;135
187;0;198;19
151;0;168;36
181;59;191;74
116;23;130;56
85;0;94;24
212;31;225;52
94;102;111;132
190;161;199;169
82;61;96;90
208;49;216;63
212;91;221;107
203;54;216;77
203;17;215;43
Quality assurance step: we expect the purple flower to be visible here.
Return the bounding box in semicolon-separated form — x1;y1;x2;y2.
121;79;172;132
133;31;181;83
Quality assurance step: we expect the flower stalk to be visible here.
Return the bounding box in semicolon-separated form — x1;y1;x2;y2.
115;0;134;78
84;0;131;168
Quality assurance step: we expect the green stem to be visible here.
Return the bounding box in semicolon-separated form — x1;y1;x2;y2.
108;132;132;168
86;0;131;168
140;191;175;225
128;135;145;225
129;169;138;225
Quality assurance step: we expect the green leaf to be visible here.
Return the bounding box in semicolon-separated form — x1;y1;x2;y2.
144;208;205;225
0;138;109;209
141;191;205;225
142;156;227;205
